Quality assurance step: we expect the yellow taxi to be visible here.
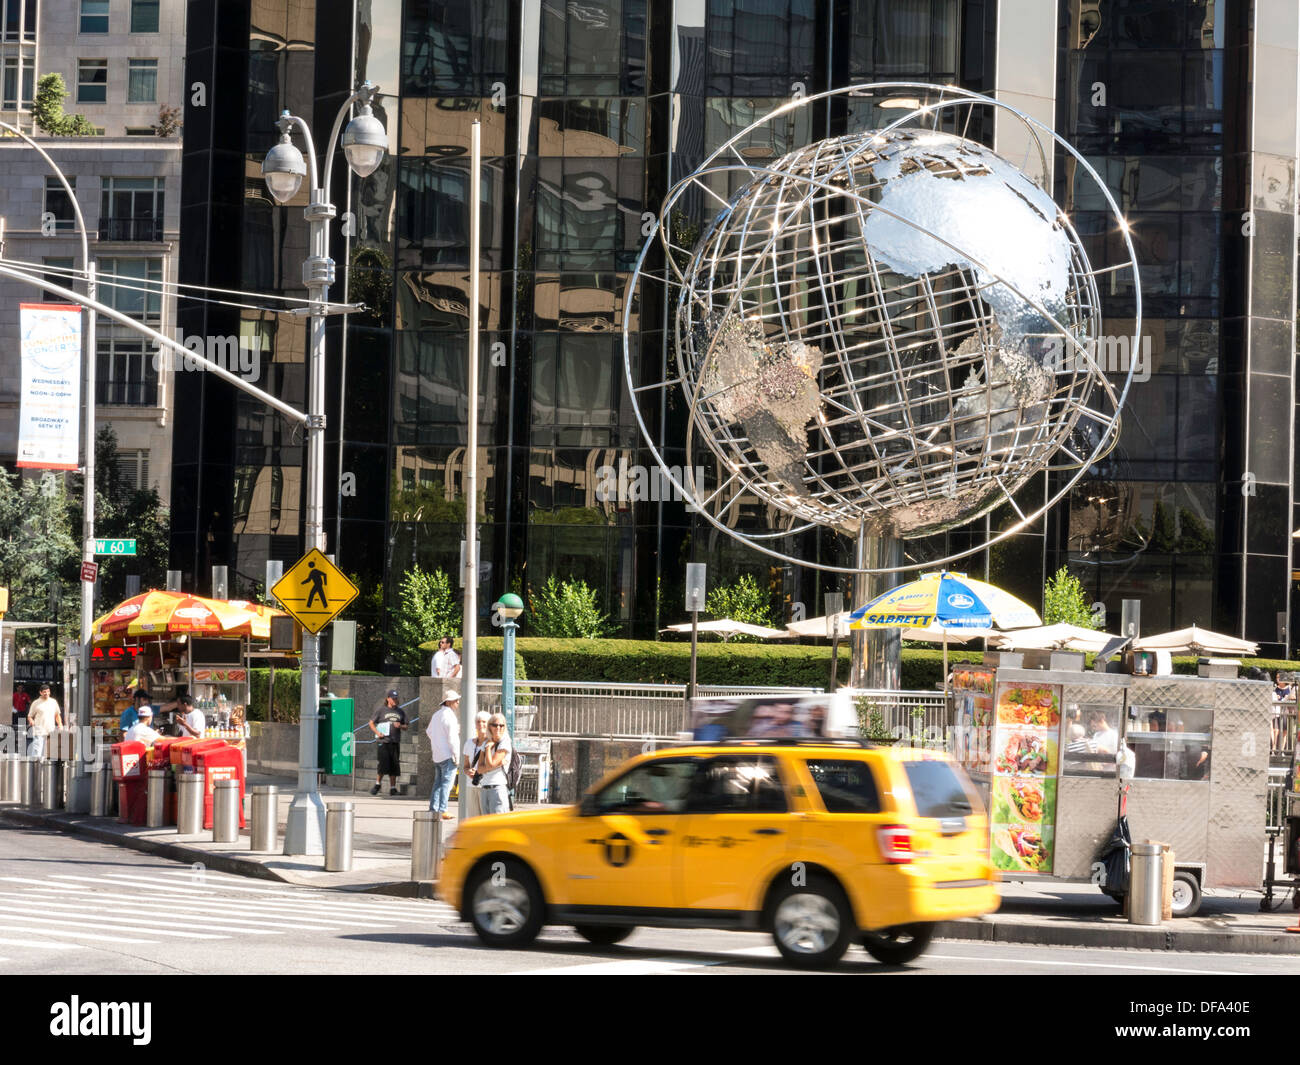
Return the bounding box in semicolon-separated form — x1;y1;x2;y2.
439;741;999;967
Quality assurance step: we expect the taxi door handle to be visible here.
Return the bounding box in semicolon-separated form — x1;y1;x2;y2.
752;828;783;836
644;828;670;837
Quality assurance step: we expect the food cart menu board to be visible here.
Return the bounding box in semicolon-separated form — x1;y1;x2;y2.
990;681;1062;875
951;668;994;772
92;668;138;725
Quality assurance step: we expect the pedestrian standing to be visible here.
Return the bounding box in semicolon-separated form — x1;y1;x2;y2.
26;684;62;759
477;714;512;815
431;636;461;678
460;711;489;819
425;691;462;820
12;685;31;731
368;690;409;796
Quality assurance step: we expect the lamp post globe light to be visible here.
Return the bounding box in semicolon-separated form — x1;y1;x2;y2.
494;593;524;735
260;81;385;856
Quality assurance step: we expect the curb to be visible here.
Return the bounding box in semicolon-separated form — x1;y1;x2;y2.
935;917;1300;956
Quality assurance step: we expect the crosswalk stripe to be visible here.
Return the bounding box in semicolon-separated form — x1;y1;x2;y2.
0;937;81;951
0;899;281;936
0;909;229;940
141;870;447;913
0;893;348;932
0;926;156;945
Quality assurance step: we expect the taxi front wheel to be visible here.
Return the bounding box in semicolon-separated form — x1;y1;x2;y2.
770;877;853;969
467;858;544;948
861;923;934;965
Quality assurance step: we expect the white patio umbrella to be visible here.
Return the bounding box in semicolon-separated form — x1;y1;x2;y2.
661;618;791;641
785;613;852;638
1133;625;1258;657
994;623;1117;653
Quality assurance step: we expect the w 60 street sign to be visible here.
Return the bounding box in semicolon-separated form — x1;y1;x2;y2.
93;539;136;555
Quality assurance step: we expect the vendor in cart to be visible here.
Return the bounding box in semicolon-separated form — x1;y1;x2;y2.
158;693;204;739
120;688;152;731
124;705;161;746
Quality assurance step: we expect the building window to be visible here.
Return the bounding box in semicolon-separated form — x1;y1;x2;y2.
3;0;35;41
125;127;154;136
116;449;151;490
3;54;34;109
96;337;159;406
99;256;163;321
130;0;160;33
100;178;165;242
43;177;78;233
77;59;108;103
127;58;157;103
42;257;76;301
80;0;109;33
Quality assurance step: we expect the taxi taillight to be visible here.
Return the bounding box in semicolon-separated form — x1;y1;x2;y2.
878;824;914;864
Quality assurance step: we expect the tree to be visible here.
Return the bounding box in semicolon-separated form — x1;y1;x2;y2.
388;566;459;674
0;467;79;651
706;574;774;626
528;576;611;638
33;73;97;136
1042;566;1101;629
152;104;182;137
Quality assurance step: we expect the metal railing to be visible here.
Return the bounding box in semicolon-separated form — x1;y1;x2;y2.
846;687;950;745
1271;700;1296;765
98;217;163;242
475;679;822;741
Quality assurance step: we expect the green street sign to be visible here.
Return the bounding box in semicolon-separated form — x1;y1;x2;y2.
93;539;137;556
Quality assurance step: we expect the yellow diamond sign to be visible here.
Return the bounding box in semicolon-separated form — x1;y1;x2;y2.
271;548;358;634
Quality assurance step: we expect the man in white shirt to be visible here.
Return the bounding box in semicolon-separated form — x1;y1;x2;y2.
431;637;461;679
26;684;62;759
124;705;161;746
162;694;205;738
425;691;461;820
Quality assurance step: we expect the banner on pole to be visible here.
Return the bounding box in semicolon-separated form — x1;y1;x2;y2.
17;303;82;470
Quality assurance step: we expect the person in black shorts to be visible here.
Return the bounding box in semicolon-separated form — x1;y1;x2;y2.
368;690;408;795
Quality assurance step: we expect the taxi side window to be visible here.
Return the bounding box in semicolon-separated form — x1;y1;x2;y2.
590;759;697;815
688;757;788;814
805;759;882;813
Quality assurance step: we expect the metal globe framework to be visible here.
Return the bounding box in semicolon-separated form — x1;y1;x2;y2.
622;84;1142;575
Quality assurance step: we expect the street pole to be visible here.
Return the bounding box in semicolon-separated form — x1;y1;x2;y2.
502;616;516;735
460;119;481;817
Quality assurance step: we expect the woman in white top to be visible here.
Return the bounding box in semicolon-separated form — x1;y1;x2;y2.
461;711;489;818
478;714;512;815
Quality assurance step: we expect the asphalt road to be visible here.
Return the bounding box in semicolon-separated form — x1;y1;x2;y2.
1;824;1295;976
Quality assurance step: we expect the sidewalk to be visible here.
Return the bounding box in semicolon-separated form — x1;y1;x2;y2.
4;780;1298;954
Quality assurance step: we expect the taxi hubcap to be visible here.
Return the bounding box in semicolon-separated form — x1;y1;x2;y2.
473;876;530;934
774;893;840;954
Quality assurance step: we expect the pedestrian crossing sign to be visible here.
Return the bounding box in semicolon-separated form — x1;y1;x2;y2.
271;548;359;634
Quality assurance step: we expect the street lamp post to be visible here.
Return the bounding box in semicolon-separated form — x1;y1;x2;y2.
493;593;524;735
260;82;386;856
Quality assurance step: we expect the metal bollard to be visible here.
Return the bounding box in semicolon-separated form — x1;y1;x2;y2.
0;754;17;803
212;779;240;843
20;758;39;808
40;759;63;811
411;810;444;882
146;769;168;827
325;802;354;871
176;773;204;835
250;785;279;852
88;764;107;816
1129;842;1165;925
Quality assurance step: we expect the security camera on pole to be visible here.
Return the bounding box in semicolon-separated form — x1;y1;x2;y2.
259;82;387;856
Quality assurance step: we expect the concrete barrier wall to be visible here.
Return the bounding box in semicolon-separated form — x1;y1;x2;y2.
245;722;299;778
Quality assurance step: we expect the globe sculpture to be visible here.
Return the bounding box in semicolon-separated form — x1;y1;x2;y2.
623;84;1141;576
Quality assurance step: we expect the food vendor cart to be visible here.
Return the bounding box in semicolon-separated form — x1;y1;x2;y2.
950;657;1273;916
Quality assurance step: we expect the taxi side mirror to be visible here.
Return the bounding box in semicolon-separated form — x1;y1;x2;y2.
578;794;597;816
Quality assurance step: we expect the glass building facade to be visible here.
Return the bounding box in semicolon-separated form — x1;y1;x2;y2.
175;0;1297;666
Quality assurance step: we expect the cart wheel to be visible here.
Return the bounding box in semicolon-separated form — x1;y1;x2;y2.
1170;870;1202;917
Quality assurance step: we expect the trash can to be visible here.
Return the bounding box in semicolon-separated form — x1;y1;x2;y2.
39;759;63;811
212;778;241;843
411;810;443;882
325;801;354;871
1129;842;1165;925
88;763;108;816
146;769;168;827
20;757;38;808
0;754;18;803
176;773;204;835
250;785;279;852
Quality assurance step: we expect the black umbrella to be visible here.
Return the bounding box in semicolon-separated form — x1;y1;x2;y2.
1095;813;1132;898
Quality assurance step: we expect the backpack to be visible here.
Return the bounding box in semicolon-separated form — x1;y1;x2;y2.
506;746;525;795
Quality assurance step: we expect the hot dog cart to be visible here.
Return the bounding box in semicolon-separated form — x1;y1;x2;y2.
950;658;1273;916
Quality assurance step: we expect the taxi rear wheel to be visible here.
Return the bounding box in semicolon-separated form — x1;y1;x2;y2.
861;923;934;965
770;878;853;969
467;858;544;948
573;924;634;946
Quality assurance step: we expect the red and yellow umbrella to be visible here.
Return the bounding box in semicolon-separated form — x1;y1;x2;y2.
93;590;281;641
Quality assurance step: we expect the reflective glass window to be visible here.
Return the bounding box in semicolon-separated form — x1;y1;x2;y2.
403;0;510;96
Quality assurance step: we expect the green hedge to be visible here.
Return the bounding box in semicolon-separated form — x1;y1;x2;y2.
248;668;302;723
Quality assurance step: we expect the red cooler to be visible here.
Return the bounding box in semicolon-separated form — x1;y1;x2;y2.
110;741;147;825
193;742;246;830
